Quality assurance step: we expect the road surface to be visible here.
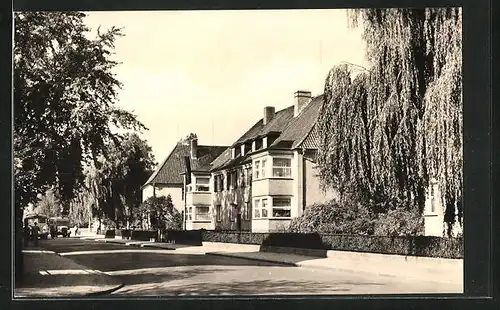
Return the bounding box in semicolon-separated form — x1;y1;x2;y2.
38;238;461;296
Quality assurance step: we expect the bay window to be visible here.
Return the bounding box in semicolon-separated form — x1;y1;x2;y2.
272;197;291;217
195;177;210;191
254;199;261;218
261;198;268;217
273;158;291;177
195;206;210;221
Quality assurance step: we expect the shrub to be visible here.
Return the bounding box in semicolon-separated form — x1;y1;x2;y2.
261;233;325;250
115;229;131;238
289;199;375;235
374;207;424;236
131;230;157;241
104;230;115;238
163;229;202;245
197;230;463;258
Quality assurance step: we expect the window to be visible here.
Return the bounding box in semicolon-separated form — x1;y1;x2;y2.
226;173;230;190
244;201;251;220
216;205;222;222
246;167;252;185
272;197;291;218
233;170;238;189
195;206;210;221
241;169;245;187
220;174;224;191
261;199;268;217
195;177;210;191
261;159;267;178
254;199;261;218
254;161;260;179
187;207;193;220
273;158;292;177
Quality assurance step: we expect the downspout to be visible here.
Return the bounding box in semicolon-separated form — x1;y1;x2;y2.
184;176;187;230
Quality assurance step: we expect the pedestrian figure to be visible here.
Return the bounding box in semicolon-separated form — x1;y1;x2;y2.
32;222;40;246
23;223;31;247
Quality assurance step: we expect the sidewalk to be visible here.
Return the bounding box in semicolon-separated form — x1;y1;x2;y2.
15;246;123;298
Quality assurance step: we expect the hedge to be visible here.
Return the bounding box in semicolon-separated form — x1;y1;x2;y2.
130;230;157;241
200;230;463;259
115;229;131;239
163;229;202;245
104;230;115;238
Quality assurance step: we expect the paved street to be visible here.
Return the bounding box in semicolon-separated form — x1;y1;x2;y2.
28;237;462;296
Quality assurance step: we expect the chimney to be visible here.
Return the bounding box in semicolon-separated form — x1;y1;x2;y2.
263;106;275;125
190;137;198;159
294;90;312;117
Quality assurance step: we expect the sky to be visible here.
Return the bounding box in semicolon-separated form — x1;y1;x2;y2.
83;9;368;166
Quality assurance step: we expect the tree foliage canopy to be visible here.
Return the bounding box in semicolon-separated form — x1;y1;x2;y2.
139;195;182;231
316;8;462;233
14;12;146;211
80;133;156;228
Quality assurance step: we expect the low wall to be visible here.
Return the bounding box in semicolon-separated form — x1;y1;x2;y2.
201;241;260;253
321;250;463;285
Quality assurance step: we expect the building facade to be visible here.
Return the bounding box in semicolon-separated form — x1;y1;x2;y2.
206;90;337;232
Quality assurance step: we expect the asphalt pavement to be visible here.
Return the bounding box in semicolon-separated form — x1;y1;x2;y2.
27;237;462;296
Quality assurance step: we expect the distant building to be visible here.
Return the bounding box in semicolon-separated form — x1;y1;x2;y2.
142;139;227;217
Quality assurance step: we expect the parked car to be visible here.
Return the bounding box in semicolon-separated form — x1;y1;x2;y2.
48;217;72;238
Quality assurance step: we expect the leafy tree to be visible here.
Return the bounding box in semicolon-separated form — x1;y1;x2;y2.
34;189;61;218
78;133;156;229
14;12;145;214
316;8;462;236
139;195;182;231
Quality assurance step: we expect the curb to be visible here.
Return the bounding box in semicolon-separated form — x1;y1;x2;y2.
24;246;124;296
205;252;298;267
85;283;125;297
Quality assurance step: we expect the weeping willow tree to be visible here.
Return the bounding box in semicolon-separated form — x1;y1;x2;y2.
317;8;462;236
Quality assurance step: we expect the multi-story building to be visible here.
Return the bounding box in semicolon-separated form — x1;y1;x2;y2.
142;139;227;219
207;90;338;232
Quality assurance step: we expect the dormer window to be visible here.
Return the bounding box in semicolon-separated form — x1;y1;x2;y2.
255;138;263;150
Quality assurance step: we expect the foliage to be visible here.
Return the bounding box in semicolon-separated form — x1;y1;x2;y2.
78;133;156;228
139;195;182;231
34;189;61;218
373;206;424;236
67;189;91;227
316;8;462;234
289;199;375;235
14;12;146;213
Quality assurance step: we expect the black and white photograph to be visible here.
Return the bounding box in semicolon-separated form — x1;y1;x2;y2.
13;8;464;298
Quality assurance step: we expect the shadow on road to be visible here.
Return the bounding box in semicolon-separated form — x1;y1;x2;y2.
112;279;357;296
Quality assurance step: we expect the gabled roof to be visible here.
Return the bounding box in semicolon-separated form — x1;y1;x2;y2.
143;142;227;187
234;106;295;146
270;94;324;149
208;94;324;173
209;147;232;171
191;146;228;172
